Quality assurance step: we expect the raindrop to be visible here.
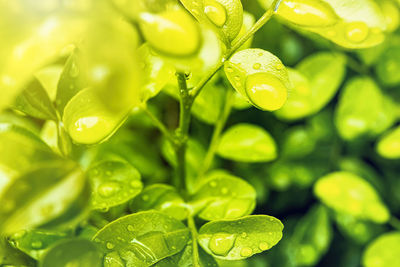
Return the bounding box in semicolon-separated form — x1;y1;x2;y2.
127;225;135;232
208;233;236;256
204;0;227;27
98;182;121;198
346;21;369;43
259;242;269;251
240;247;253;257
253;63;261;70
106;242;115;250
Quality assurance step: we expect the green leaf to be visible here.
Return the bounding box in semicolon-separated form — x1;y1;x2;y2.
217;123;277;162
92;210;190;267
281;125;316;159
88;160;142;211
35;65;63;101
290;205;332;266
225;48;291;111
261;0;387;48
63;88;130;145
190;171;256;221
0;160;87;234
13;78;57;120
8;229;67;260
40;238;103;267
155;242;218;267
313;172;390;223
56;49;87;115
335;76;397;140
0;237;35;266
179;0;243;45
376;126;400;159
276;52;346;121
129;184;188;221
375;43;400;86
198;215;284;260
362;232;400;267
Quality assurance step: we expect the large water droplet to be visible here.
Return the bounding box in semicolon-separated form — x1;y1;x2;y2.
139;9;201;56
204;0;227;27
346;21;369;43
208;233;236;256
245;73;288;111
240;247;253;257
98;182;121;198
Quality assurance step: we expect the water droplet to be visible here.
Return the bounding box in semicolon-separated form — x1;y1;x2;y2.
221;187;229;194
346;21;369;43
275;63;284;70
106;242;115;249
31;241;43;249
69;62;79;77
209;181;217;187
253;63;261;70
139;10;201;56
240;247;253;257
142;194;149;201
259;242;269;251
241;232;247;238
98;182;121;198
208;233;236;256
204;0;227;27
127;225;135;232
245;72;288;111
234;76;241;81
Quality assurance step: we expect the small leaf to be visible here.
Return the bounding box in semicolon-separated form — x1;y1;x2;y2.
376;43;400;86
190;171;256;221
276;52;346;121
0;160;87;234
217;123;277;162
362;232;400;267
192;81;226;124
9;229;67;260
40;238;103;267
281;125;316;159
88;160;142;211
63;88;130;145
129;184;188;221
92;211;190;267
198;215;284;260
290;205;332;266
376;126;400;159
335;76;396;140
56;49;87;115
13;78;57;121
313;172;390;223
179;0;243;45
225;48;290;111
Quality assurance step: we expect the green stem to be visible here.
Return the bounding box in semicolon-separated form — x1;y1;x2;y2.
389;216;400;231
141;104;176;145
188;216;200;267
190;0;279;99
198;88;234;178
175;72;192;191
345;54;370;75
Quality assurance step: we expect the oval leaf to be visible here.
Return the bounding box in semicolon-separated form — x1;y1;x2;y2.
217;123;277;162
190;171;256;221
362;232;400;267
313;172;390;223
198;215;284;260
376;126;400;159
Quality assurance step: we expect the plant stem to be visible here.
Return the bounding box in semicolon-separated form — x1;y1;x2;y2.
188;216;200;267
141;104;176;144
190;0;280;99
198;88;234;178
175;72;192;191
389;216;400;231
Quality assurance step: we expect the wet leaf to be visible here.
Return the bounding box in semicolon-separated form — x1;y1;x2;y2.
362;232;400;267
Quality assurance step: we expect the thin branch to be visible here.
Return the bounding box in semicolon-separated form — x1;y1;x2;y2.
141;104;176;144
188;216;200;267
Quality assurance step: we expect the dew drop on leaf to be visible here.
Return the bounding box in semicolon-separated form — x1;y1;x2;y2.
240;247;253;257
127;225;134;232
208;233;236;256
345;21;369;43
253;63;261;70
259;242;269;251
245;73;288;111
106;242;115;250
204;0;227;27
98;182;121;198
